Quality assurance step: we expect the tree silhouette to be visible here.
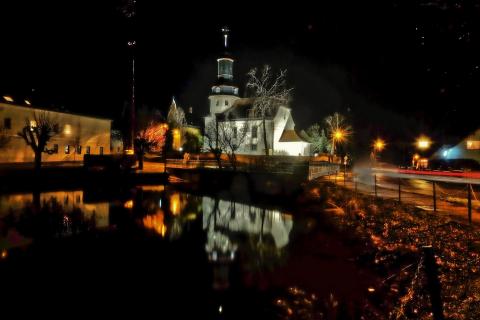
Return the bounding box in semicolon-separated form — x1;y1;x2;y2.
246;65;292;156
18;112;60;171
134;122;167;170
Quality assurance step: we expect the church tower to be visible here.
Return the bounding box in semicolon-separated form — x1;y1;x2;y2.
208;27;240;115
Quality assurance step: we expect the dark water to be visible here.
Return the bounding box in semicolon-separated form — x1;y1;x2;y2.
0;186;374;318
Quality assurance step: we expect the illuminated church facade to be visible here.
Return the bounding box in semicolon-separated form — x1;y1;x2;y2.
203;29;310;156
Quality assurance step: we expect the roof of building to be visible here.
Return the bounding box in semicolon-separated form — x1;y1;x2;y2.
279;129;308;143
0;102;113;122
218;98;280;120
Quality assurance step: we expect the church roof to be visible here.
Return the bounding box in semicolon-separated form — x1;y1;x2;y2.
279;129;307;143
218;98;279;120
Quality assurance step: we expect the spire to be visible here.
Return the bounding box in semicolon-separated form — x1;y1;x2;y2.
221;26;230;49
171;96;177;109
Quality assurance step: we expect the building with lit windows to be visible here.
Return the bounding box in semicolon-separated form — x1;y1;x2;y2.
432;128;480;167
203;29;310;156
0;101;113;163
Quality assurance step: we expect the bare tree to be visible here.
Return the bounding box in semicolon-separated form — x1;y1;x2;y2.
203;119;224;169
218;120;249;170
246;65;293;156
0;126;10;149
134;122;167;170
18;112;60;171
324;112;352;156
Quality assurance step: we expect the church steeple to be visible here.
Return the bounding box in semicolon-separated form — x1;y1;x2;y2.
211;26;238;96
222;26;229;49
208;27;240;115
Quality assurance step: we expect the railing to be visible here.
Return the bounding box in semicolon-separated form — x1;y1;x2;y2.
324;170;480;224
308;161;340;180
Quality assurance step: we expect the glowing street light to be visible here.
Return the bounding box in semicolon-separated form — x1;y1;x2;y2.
373;138;386;152
416;136;431;150
333;129;345;142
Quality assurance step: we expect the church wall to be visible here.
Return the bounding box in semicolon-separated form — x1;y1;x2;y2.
0;103;112;163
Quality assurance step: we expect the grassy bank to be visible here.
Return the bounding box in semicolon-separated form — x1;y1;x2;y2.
297;180;480;319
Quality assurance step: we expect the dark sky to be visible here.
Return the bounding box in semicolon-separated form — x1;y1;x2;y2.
1;0;479;155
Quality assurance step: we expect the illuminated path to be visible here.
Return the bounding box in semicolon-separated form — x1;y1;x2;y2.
370;168;480;185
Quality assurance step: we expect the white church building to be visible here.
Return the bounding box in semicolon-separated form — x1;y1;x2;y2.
203;29;310;156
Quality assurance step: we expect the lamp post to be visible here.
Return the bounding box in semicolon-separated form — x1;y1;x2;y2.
331;129;345;162
414;135;431;169
372;138;386;163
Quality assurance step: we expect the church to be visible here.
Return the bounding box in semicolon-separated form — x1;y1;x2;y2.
203;29;310;157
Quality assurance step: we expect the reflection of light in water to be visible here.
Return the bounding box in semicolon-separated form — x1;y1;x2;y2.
170;193;180;215
124;200;134;209
0;191;109;228
139;185;165;192
205;231;237;262
143;210;167;237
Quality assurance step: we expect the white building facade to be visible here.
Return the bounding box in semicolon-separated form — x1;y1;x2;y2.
0;102;112;163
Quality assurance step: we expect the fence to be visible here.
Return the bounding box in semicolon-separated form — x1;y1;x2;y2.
325;171;480;224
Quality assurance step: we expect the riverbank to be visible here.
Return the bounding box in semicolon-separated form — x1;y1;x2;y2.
0;164;169;193
302;180;480;319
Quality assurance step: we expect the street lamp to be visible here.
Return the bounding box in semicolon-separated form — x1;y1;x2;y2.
416;136;431;150
331;129;346;158
371;138;386;165
373;138;386;153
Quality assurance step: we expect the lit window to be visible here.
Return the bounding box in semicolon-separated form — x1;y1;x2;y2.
76;145;82;154
64;124;72;135
65;145;70;154
100;147;104;155
4;118;11;129
466;140;480;150
29;120;37;131
85;146;91;154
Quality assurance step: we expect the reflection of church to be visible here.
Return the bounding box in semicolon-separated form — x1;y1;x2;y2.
203;28;310;156
202;195;293;290
202;196;293;254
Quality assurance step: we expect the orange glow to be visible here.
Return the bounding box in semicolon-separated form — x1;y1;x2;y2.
143;211;167;237
170;193;180;215
368;287;375;292
1;249;7;259
124;199;134;209
333;130;344;141
416;136;431;150
3;95;13;102
124;149;135;155
413;154;420;160
373;138;386;152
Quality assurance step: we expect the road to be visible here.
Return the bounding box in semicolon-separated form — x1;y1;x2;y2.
322;169;480;225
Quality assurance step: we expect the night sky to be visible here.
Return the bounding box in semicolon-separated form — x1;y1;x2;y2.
1;0;479;158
